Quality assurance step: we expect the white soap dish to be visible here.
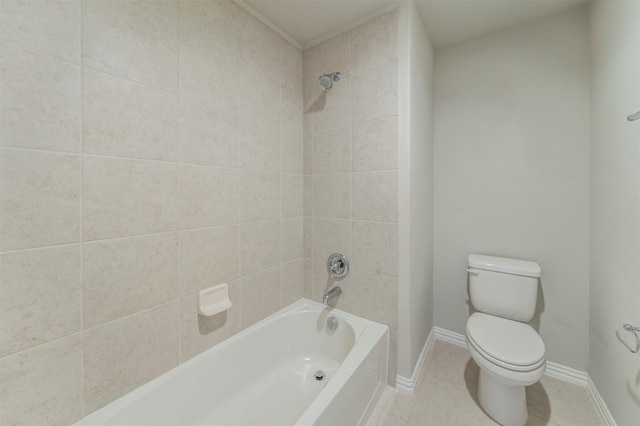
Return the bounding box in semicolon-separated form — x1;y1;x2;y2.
198;283;232;316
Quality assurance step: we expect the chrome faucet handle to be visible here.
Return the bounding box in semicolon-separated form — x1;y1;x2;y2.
327;253;349;279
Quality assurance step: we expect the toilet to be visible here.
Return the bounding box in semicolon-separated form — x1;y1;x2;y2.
466;254;546;426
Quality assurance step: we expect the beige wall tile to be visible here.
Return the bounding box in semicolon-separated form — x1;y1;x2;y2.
282;42;303;93
84;302;180;414
303;108;314;136
0;148;81;250
303;258;314;299
352;117;398;171
179;280;240;362
237;12;285;83
281;83;303;130
83;69;179;162
240;171;279;222
240;221;280;276
0;43;81;152
302;48;315;105
0;334;83;425
180;226;239;296
0;245;81;356
178;95;239;168
314;77;350;130
313;218;351;261
352;171;398;222
349;268;398;328
314;32;351;78
240;267;281;328
281;259;304;306
178;0;241;57
238;61;280;126
0;0;80;63
281;216;303;262
352;221;398;276
351;11;397;75
239;118;280;172
352;68;397;124
314;173;351;219
303;175;314;216
281;174;303;218
83;233;179;329
303;217;313;258
281;128;303;174
314;126;351;173
179;44;239;110
180;165;239;229
83;0;178;92
83;156;179;241
303;132;313;175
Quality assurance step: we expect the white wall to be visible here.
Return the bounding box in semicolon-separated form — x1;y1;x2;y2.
589;1;640;423
433;8;591;370
397;1;435;381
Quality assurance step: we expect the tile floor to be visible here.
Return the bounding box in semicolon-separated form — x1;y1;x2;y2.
366;341;602;426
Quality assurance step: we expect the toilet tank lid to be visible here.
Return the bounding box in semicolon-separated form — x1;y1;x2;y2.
468;255;541;277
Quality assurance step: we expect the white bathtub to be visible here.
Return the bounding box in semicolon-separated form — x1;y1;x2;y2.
76;298;389;426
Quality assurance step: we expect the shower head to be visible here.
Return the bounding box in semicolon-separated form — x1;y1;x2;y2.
318;72;342;91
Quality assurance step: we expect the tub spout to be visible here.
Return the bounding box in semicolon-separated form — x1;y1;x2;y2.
323;286;342;305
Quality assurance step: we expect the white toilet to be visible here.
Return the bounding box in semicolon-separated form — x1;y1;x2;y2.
466;254;546;426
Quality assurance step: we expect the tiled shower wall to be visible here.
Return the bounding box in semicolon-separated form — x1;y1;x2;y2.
302;11;399;384
0;0;302;423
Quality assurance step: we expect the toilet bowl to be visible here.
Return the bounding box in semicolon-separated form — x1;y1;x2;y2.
466;255;545;426
466;313;546;426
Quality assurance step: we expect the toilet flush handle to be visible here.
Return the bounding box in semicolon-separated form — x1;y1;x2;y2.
466;268;479;276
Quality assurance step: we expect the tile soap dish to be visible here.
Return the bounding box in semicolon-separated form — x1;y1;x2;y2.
198;283;232;316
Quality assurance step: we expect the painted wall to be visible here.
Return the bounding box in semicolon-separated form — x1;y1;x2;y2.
397;1;435;381
589;0;640;423
302;10;400;384
433;8;591;370
0;0;302;422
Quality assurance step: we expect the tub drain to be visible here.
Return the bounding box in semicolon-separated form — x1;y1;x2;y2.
314;370;325;381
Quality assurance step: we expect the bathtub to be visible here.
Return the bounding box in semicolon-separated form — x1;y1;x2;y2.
76;298;389;426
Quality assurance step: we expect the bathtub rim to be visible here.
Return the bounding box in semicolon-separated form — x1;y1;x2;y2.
76;297;389;425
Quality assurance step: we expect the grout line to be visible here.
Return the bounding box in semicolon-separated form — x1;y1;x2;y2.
79;0;86;417
0;331;84;360
82;299;178;335
0;38;81;66
279;81;284;309
0;145;82;156
176;0;183;366
348;29;354;308
82;64;178;96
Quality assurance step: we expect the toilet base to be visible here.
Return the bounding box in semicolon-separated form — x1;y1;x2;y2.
478;369;528;426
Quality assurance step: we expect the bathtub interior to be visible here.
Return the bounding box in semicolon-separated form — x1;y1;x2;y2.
76;299;388;426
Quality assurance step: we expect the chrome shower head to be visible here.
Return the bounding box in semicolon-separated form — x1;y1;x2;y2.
318;72;342;91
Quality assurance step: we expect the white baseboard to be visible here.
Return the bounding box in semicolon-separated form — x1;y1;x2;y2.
587;376;617;426
432;326;467;348
395;328;436;394
545;361;588;387
395;326;616;426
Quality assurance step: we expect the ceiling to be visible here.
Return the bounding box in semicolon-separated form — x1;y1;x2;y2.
240;0;589;49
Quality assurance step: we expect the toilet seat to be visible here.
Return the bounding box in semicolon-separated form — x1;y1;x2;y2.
466;313;545;372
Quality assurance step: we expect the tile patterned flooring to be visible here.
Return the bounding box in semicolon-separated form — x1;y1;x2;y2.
366;341;602;426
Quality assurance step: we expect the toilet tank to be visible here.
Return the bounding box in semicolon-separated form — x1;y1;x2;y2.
468;255;541;322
